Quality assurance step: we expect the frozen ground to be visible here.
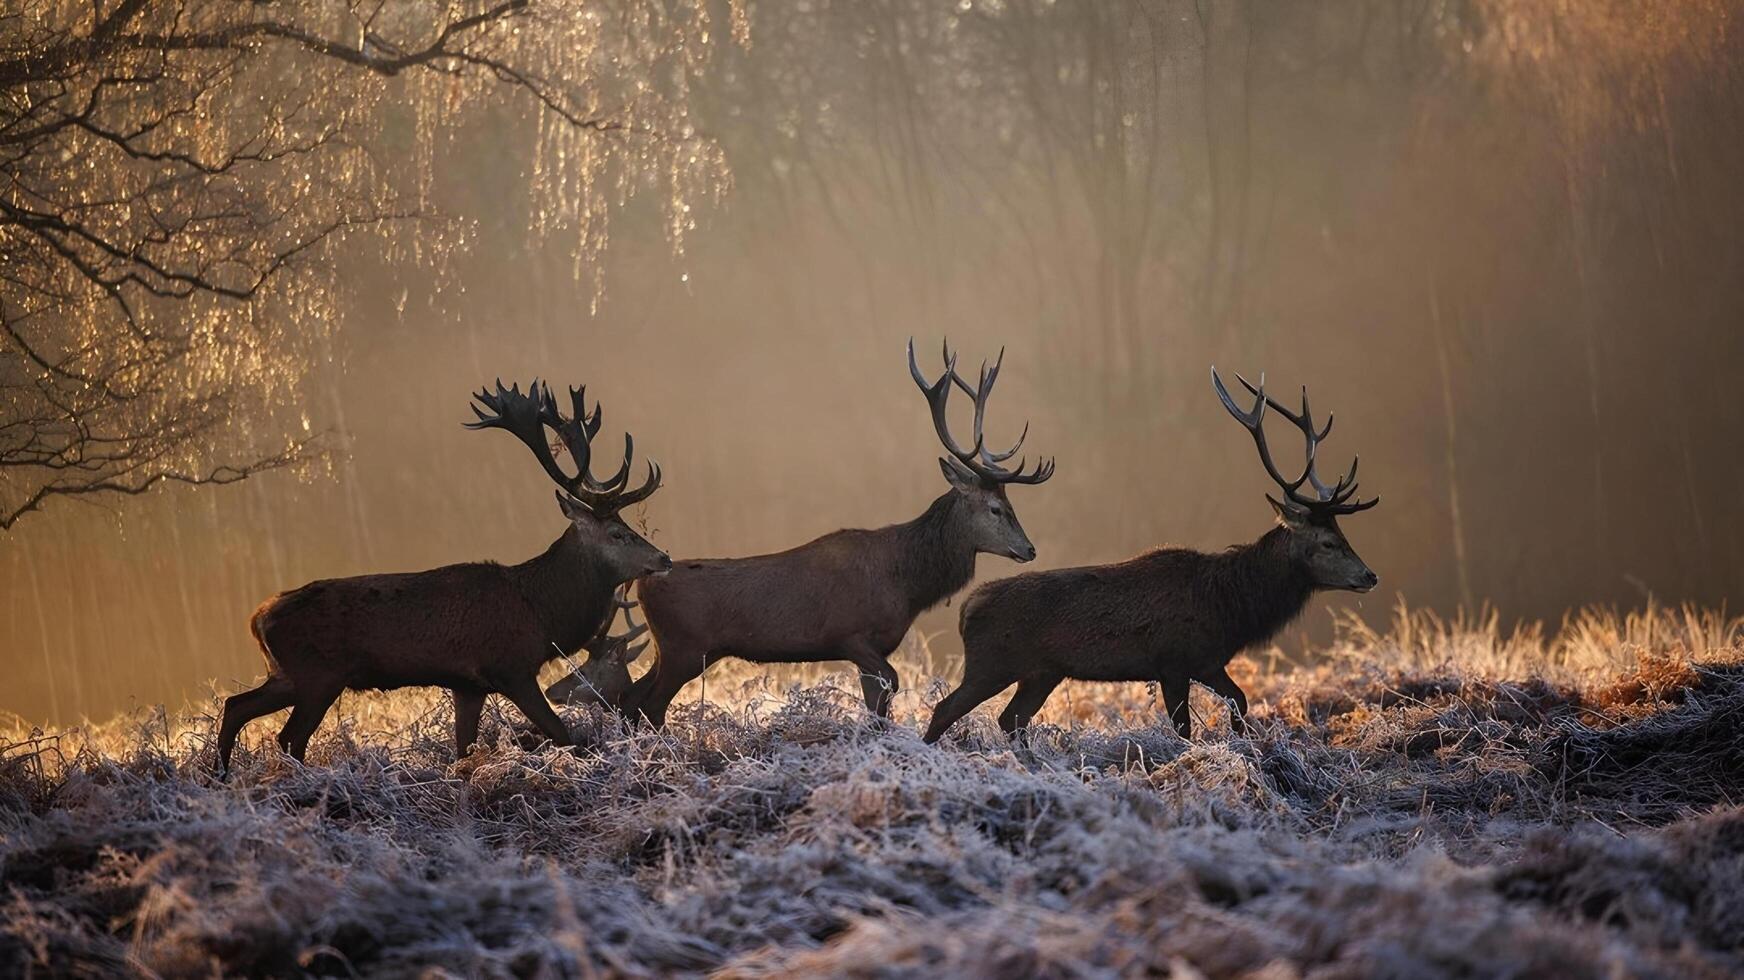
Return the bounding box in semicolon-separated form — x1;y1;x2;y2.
3;604;1741;977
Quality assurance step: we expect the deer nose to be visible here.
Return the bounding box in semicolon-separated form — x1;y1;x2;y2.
658;553;674;570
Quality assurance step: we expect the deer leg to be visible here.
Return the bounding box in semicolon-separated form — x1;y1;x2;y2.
998;674;1064;739
1160;675;1192;739
923;669;1013;744
1199;666;1249;734
842;641;900;719
619;664;658;716
276;686;341;762
454;688;487;757
498;675;572;748
857;666;900;719
633;646;706;728
216;675;297;774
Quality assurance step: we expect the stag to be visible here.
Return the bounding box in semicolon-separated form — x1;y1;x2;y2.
621;339;1054;726
215;381;669;773
545;587;651;709
923;369;1379;743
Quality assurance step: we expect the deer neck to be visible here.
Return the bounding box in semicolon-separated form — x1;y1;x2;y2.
1214;526;1317;654
892;491;980;616
513;526;615;657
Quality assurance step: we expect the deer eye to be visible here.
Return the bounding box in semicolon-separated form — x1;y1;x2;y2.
990;504;1005;517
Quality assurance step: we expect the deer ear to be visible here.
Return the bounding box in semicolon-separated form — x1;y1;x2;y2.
939;456;979;493
1267;494;1312;529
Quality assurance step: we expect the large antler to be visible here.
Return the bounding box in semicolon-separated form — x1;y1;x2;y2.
1212;368;1377;516
908;338;1054;486
586;586;650;661
547;587;651;705
464;379;661;515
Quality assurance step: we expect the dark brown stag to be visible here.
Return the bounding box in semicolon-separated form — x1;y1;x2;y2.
215;381;669;773
545;587;652;709
622;340;1054;726
923;369;1379;744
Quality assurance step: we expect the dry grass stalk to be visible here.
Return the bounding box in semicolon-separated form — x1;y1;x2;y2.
3;603;1741;977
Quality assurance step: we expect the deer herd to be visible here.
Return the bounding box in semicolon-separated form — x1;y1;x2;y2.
215;341;1379;774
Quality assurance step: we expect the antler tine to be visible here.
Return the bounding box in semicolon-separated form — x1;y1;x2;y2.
465;377;584;498
1303;390;1334;442
971;347;1031;469
580;433;633;494
569;391;657;510
970;357;992;459
945;339;979;399
569;386;603;440
1237;377;1335;442
1215;368;1265;427
1240;373;1344;499
544;382;618;499
1235;376;1348;501
611;460;662;510
603;595;649;652
1328;463;1379;513
1327;455;1358;501
1215;368;1313;501
1218;368;1378;516
544;385;633;495
1284;387;1352;505
1303;461;1337;503
1325;456;1377;514
998;454;1055;486
908;337;981;463
910;337;1052;486
984;420;1028;464
1315;456;1376;515
471;378;660;516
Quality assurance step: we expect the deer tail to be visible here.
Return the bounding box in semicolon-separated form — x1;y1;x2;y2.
248;598;283;673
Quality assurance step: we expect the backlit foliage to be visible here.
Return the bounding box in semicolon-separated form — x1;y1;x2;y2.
0;0;741;528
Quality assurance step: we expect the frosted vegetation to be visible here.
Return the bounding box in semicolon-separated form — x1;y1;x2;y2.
4;603;1741;977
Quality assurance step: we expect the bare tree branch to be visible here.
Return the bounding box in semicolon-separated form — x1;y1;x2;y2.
0;1;734;531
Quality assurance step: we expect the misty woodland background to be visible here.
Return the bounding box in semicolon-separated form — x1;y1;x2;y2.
4;5;1744;976
3;0;1743;726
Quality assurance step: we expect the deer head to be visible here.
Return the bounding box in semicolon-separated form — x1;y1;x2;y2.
465;379;671;581
909;338;1053;562
1213;368;1379;593
546;587;651;707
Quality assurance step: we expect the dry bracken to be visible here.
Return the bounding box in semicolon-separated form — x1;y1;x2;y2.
3;602;1742;977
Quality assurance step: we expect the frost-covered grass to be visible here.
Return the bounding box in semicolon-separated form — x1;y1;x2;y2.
3;603;1742;977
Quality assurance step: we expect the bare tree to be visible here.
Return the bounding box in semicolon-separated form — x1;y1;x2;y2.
0;0;740;530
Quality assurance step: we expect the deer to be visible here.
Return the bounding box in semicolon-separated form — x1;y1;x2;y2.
922;368;1379;744
619;339;1054;727
214;380;670;774
544;587;651;709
